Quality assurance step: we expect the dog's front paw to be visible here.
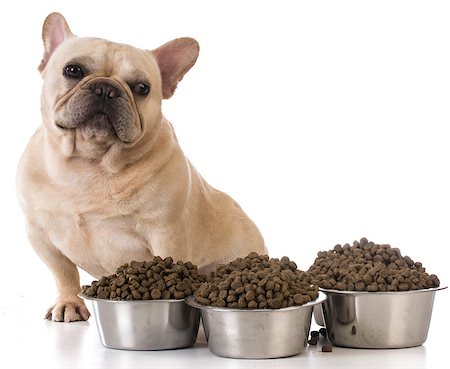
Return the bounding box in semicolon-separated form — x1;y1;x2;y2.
45;296;90;322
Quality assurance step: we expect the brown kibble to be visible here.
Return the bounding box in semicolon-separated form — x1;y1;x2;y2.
268;298;282;309
131;290;142;300
245;290;256;302
116;276;126;287
208;290;219;300
248;301;258;309
192;253;318;308
257;293;266;302
307;238;440;293
151;288;162;300
121;290;129;298
156;280;166;291
164;256;173;266
363;274;372;285
215;298;226;307
85;286;96;297
256;286;265;295
235;286;245;294
174;290;185;299
176;281;189;291
196;296;210;305
322;345;333;352
257;300;267;308
97;290;109;299
218;281;231;291
198;286;209;298
218;290;228;300
293;294;305;305
238;296;247;308
165;279;176;287
83;256;205;300
231;280;243;290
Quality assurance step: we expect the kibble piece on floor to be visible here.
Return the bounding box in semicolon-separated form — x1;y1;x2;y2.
308;339;318;345
322;345;333;352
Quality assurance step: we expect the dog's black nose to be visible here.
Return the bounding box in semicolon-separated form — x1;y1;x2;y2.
90;82;121;99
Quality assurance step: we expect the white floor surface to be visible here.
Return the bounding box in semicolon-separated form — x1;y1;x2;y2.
1;286;448;369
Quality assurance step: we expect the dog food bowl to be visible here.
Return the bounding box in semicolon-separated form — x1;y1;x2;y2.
79;293;200;350
320;286;447;349
186;292;326;359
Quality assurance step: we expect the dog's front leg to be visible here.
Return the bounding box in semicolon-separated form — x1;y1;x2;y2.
27;224;90;322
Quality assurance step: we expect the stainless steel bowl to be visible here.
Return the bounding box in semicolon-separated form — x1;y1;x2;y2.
321;286;447;349
186;292;326;359
79;293;200;350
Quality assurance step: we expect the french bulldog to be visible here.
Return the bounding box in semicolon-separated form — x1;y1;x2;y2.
17;13;265;322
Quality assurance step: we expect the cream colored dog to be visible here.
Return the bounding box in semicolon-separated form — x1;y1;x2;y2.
17;13;265;322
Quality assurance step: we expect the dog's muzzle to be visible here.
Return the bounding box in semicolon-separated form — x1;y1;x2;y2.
56;77;139;143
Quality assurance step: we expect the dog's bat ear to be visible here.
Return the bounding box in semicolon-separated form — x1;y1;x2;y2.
39;13;74;73
152;37;199;99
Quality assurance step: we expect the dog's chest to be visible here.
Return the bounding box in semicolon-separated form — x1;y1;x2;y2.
45;195;154;277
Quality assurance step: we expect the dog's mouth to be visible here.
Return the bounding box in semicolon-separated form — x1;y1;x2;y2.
56;111;118;143
54;78;139;144
80;112;115;141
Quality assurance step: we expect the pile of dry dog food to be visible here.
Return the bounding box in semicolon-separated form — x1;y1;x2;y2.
82;256;206;300
307;237;440;291
193;252;319;309
82;238;441;302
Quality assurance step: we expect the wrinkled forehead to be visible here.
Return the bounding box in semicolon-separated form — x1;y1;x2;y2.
50;37;159;82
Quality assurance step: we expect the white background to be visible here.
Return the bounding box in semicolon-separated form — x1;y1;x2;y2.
0;1;448;368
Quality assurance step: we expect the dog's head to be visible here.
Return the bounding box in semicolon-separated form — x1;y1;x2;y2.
39;13;199;158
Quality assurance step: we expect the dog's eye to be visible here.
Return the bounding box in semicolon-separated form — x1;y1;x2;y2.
133;83;150;96
64;65;84;79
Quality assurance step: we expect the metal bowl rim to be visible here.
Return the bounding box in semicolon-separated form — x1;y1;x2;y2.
78;292;188;304
185;291;326;312
320;285;447;296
